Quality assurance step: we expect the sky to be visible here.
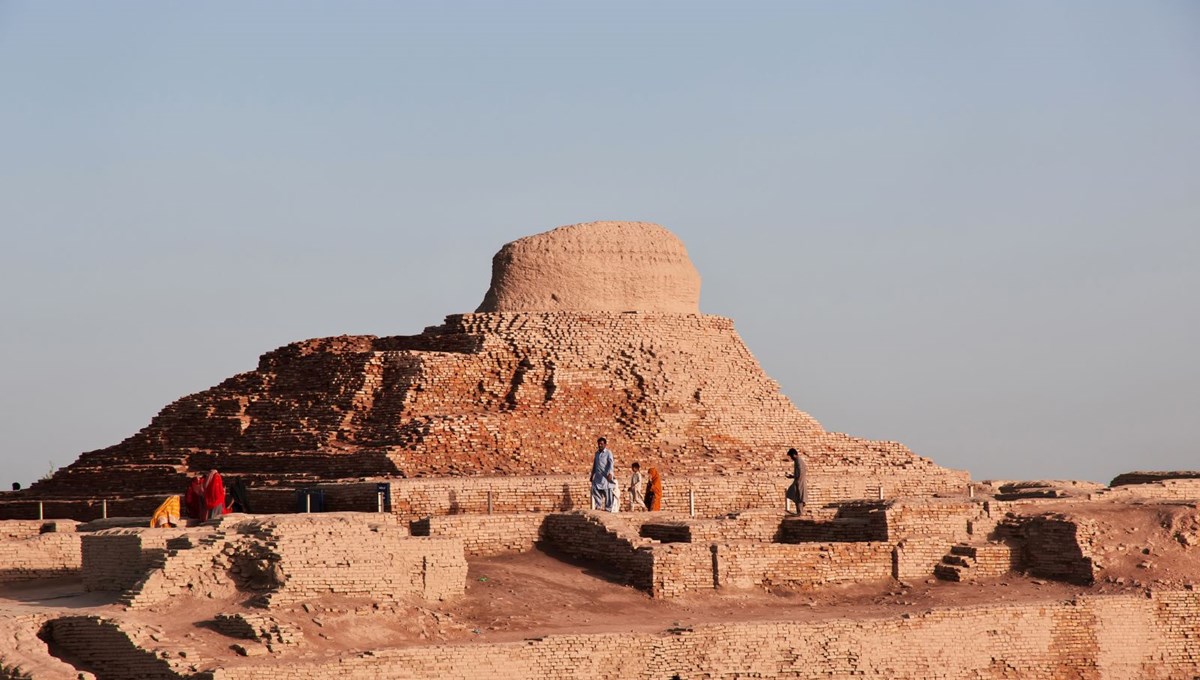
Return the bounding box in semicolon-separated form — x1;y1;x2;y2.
1;1;1197;487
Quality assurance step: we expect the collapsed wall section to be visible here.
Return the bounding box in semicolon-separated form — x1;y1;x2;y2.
81;514;466;609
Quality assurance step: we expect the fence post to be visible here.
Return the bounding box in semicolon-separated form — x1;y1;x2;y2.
688;489;696;518
877;485;885;500
305;493;311;514
487;490;493;515
38;501;44;520
102;499;107;519
968;484;975;499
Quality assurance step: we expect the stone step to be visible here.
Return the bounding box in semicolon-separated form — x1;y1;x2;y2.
942;554;974;568
933;563;966;582
950;543;979;558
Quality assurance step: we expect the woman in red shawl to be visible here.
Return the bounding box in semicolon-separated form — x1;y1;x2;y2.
183;474;206;520
644;467;663;511
202;470;228;520
183;470;228;521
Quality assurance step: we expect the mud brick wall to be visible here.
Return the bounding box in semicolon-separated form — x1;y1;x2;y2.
640;511;786;544
241;515;464;606
82;528;190;591
1098;478;1200;502
381;475;790;519
884;499;979;580
715;542;895;590
409;513;547;557
649;543;717;597
779;502;888;543
0;524;81;582
210;591;1200;680
38;615;204;680
538;512;655;590
1015;514;1098;585
118;514;466;609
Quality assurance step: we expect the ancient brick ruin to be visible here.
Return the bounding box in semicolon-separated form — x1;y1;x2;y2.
1;221;1198;679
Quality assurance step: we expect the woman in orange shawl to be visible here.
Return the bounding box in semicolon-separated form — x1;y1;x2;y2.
644;467;663;511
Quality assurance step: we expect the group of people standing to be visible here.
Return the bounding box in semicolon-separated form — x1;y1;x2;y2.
589;437;662;512
589;437;808;514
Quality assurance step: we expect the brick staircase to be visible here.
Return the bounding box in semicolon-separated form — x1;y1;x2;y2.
934;542;1021;582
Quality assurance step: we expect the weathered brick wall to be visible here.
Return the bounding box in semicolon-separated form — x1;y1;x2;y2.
252;518;465;606
1012;514;1098;585
1097;478;1200;502
649;543;717;597
208;591;1200;679
0;520;81;582
82;528;188;592
409;513;546;557
538;512;655;591
716;542;895;591
641;511;786;544
780;503;889;543
88;514;466;609
884;499;980;580
38;615;206;680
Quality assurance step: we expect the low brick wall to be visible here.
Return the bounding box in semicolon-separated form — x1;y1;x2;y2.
82;528;189;592
79;514;467;609
409;513;547;557
884;499;980;580
0;520;82;582
538;512;655;591
641;511;785;544
716;542;895;590
38;615;204;680
235;473;974;521
1013;513;1098;585
207;591;1200;679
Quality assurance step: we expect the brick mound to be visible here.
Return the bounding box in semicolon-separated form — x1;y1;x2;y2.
11;221;965;518
476;221;701;314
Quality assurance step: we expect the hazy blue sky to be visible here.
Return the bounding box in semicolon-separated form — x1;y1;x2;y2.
1;2;1197;487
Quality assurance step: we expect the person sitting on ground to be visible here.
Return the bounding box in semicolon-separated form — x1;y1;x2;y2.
645;466;663;511
785;448;808;515
150;495;181;528
628;462;644;511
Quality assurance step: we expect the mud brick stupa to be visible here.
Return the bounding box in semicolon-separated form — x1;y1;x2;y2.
12;221;966;518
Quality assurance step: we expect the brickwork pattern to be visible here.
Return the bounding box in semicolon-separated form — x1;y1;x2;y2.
23;311;968;518
409;513;546;557
200;592;1200;679
0;520;81;582
79;514;467;609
